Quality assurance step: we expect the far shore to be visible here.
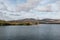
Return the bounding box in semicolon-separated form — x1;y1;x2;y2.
1;18;60;26
0;23;60;26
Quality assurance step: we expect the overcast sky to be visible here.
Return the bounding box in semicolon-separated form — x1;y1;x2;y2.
0;0;60;21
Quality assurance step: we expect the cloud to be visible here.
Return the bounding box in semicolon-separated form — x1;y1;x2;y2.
55;1;60;12
0;0;60;21
34;4;53;12
0;0;16;11
1;0;60;12
16;0;41;12
34;0;60;12
0;0;41;12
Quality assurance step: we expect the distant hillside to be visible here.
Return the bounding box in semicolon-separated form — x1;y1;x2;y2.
41;18;60;24
0;18;40;25
0;18;60;26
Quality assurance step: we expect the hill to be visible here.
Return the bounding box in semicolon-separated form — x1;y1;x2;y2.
0;18;60;26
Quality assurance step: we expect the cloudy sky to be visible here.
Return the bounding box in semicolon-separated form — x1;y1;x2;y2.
0;0;60;21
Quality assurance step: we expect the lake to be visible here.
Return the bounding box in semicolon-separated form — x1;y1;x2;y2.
0;24;60;40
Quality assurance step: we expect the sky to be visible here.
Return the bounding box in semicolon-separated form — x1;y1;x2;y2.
0;0;60;21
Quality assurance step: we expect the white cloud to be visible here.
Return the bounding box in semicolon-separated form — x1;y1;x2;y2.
34;0;60;12
0;0;16;11
55;1;60;12
0;0;41;12
0;0;60;21
34;4;53;12
4;0;16;11
16;0;41;12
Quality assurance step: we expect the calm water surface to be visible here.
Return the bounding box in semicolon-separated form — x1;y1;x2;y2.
0;24;60;40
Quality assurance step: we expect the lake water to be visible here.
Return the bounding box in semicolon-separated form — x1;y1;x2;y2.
0;24;60;40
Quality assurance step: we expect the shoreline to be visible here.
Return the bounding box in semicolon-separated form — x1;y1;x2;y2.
0;23;60;26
